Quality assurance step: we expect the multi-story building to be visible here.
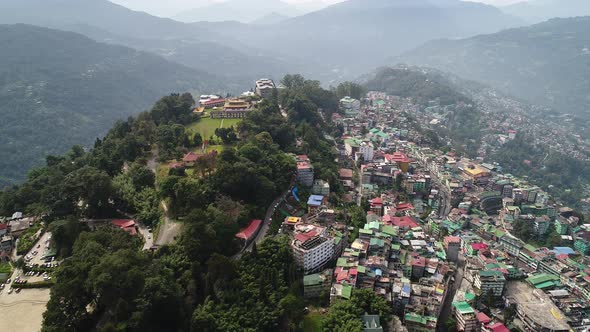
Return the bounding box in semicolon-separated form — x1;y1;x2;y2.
210;98;251;118
296;155;314;187
345;138;360;157
255;79;275;99
452;302;478;332
292;225;335;273
340;96;361;116
555;217;570;235
474;270;506;297
500;234;523;257
199;96;225;109
533;215;551;236
0;235;13;253
312;180;330;196
444;236;461;262
359;141;374;161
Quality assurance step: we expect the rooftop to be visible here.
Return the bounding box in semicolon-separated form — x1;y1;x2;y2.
452;301;475;315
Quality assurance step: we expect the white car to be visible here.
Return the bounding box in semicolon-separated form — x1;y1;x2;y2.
7;288;13;294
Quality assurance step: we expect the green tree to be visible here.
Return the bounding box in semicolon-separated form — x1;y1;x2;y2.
63;166;113;217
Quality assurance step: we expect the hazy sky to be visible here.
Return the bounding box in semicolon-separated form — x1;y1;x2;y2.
110;0;525;17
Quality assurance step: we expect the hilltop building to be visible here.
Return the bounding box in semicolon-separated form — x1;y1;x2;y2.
255;79;275;99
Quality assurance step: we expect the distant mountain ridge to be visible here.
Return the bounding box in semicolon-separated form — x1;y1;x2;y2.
187;0;524;80
173;0;302;23
0;24;227;186
502;0;590;23
0;0;289;81
0;0;525;87
398;16;590;118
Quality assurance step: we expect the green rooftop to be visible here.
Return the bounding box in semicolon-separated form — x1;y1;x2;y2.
370;238;385;247
464;292;476;301
341;285;352;299
527;273;560;286
535;281;559;289
405;313;426;324
303;274;322;286
452;302;475;315
382;225;397;237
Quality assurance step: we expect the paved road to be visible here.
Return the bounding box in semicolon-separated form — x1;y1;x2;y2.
147;151;181;247
155;201;181;246
137;223;154;250
437;254;466;331
234;189;291;259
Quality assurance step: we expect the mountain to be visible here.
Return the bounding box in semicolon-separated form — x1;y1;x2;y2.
0;0;214;40
173;0;302;23
398;17;590;118
187;0;524;81
502;0;590;24
0;24;228;186
0;0;290;81
108;0;216;18
0;0;523;85
251;12;291;25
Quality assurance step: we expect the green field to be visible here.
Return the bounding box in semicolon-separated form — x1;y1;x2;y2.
186;117;241;140
302;313;323;332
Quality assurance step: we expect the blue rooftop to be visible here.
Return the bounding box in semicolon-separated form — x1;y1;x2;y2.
552;247;575;255
307;195;324;207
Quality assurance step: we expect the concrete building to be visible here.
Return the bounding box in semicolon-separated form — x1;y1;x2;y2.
255;79;275;99
474;270;506;297
0;235;13;253
292;232;334;274
361;313;383;332
340;96;360;116
444;236;461;262
500;234;523;257
452;301;478;332
296;155;314;187
358;141;374;161
312;180;330;196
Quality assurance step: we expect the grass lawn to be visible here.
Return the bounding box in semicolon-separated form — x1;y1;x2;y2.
0;262;11;274
302;313;323;332
186;117;241;140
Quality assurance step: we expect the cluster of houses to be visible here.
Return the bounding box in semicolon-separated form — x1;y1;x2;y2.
194;79;276;119
0;212;36;260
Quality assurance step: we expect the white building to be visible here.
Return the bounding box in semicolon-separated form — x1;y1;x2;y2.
358;141;374;161
255;79;275;99
340;96;360;115
292;225;335;273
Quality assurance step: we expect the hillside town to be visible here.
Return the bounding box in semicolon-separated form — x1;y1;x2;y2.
245;89;590;331
1;77;589;332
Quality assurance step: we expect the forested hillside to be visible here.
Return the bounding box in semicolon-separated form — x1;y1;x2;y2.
0;24;226;186
399;17;590;118
0;74;351;331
